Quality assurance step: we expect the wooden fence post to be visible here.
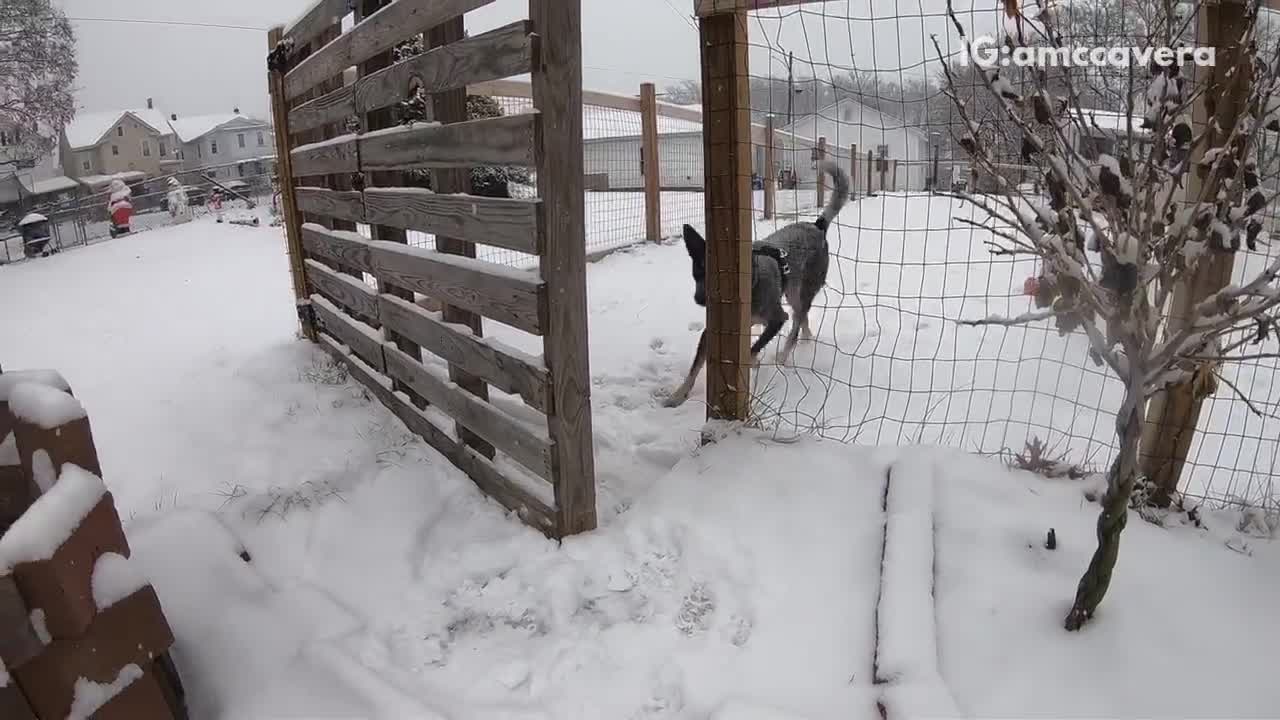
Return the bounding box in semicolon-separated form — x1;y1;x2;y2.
891;159;899;192
640;82;662;241
266;27;315;341
427;15;496;458
763;115;776;220
1140;1;1248;505
866;149;874;195
850;143;858;198
815;136;827;208
698;6;753;422
531;0;597;535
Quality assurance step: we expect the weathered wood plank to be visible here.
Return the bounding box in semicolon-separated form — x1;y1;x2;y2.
426;13;494;460
353;20;533;119
291;134;360;177
369;241;545;334
379;288;549;411
301;223;375;273
311;294;385;371
382;343;553;478
316;335;556;535
362;188;541;254
695;0;812;16
304;258;380;321
532;0;597;535
359;113;537;171
289;86;358;135
268;26;316;341
281;0;351;56
295;187;367;224
284;0;494;99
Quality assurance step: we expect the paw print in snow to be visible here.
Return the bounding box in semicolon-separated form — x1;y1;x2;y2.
674;582;715;636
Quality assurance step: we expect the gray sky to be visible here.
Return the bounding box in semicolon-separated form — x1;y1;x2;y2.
61;0;991;120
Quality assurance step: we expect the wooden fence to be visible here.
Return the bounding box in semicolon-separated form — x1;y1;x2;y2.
268;0;596;537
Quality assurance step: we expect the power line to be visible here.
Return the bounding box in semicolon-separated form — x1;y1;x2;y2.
659;0;699;33
67;17;267;32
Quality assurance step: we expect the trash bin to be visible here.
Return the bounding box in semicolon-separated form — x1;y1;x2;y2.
18;212;55;258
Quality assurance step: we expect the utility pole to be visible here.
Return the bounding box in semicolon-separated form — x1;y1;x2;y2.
787;50;794;127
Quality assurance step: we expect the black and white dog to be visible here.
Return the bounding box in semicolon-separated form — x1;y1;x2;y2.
664;161;850;408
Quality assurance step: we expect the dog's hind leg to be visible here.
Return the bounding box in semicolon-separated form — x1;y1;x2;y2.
663;330;707;408
751;305;788;361
777;308;807;365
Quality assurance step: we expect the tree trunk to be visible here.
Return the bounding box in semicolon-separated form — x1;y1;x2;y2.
1064;382;1143;631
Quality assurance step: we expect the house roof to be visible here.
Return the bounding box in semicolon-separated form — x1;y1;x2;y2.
77;171;147;189
783;97;928;141
64;109;172;149
24;176;79;196
1079;108;1150;136
169;114;266;143
493;97;702;140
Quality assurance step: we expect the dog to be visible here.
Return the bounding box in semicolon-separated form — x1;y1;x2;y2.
664;160;850;408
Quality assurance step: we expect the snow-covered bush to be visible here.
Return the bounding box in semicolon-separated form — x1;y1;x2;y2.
934;0;1280;630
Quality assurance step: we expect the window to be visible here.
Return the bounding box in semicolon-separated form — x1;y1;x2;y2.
111;144;119;156
257;131;265;146
159;140;167;156
142;140;151;157
876;144;889;158
211;140;218;155
82;159;90;171
237;163;245;177
237;133;245;148
0;131;8;146
197;145;202;159
117;126;123;137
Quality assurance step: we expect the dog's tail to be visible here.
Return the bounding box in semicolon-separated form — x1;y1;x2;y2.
814;160;850;232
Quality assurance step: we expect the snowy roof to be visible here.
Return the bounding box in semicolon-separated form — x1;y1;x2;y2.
25;176;79;196
77;171;147;188
18;212;47;226
1079;109;1150;137
492;97;702;140
64;109;172;149
169;114;265;143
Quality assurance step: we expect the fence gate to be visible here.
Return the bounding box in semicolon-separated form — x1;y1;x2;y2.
268;0;596;537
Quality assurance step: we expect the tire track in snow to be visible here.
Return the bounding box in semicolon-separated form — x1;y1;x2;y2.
873;454;961;720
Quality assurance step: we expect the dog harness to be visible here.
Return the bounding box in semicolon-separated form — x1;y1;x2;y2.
753;245;790;292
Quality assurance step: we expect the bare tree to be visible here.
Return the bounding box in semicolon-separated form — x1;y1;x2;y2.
0;0;76;159
934;0;1280;629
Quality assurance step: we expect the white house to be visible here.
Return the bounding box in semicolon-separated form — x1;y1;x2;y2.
168;112;275;183
780;97;932;191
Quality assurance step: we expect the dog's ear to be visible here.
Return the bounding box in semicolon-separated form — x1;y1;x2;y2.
682;224;706;261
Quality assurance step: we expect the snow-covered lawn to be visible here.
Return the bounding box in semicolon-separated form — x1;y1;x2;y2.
2;203;1279;718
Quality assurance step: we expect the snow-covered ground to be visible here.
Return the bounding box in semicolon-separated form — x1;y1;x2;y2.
2;201;1279;718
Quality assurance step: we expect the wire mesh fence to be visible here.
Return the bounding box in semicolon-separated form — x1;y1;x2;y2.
707;0;1280;511
1;159;278;264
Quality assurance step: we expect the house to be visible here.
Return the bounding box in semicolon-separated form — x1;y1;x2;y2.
492;96;815;192
780;97;932;191
1070;108;1151;159
169;111;275;184
59;101;180;180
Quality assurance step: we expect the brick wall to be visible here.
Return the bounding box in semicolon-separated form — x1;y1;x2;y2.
0;368;186;720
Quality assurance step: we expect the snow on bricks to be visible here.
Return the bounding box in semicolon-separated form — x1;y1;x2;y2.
11;386;101;484
13;586;174;720
0;464;125;639
0;367;185;720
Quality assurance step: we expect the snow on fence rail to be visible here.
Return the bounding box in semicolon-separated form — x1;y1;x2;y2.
0;367;187;719
270;0;597;537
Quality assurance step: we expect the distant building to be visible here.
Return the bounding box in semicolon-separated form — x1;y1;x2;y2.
780;97;931;191
59;100;181;180
169;111;275;183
